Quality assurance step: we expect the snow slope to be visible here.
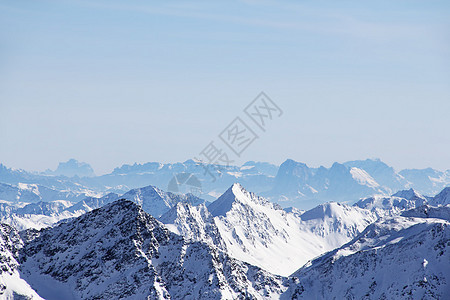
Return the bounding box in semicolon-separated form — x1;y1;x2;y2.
121;185;206;218
163;183;377;276
0;193;118;231
344;158;409;192
0;185;208;231
354;188;428;218
429;187;450;206
0;224;43;299
349;167;380;188
292;211;450;299
400;168;449;195
0;182;91;203
401;204;450;221
159;202;226;249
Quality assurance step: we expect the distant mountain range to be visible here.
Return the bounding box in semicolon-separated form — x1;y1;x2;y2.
0;185;208;231
1;158;448;209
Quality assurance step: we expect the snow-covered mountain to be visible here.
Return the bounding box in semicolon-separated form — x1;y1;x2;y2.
95;159;278;203
354;188;429;217
344;159;410;191
0;182;92;203
159;202;226;249
17;200;291;299
0;164;99;195
0;224;43;299
1;159;448;209
64;193;119;214
265;159;448;209
429;187;450;206
0;202;81;231
291;207;450;299
120;185;207;218
265;159;391;209
401;204;450;220
0;183;210;233
392;188;430;203
0;184;209;231
400;168;449;195
162;183;377;276
14;200;73;216
0;193;119;231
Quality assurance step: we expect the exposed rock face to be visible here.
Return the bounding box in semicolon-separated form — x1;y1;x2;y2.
292;214;450;299
17;200;291;299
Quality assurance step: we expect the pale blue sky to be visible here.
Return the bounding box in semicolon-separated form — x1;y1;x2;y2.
0;0;449;174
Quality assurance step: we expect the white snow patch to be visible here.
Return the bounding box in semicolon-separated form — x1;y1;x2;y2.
350;167;380;188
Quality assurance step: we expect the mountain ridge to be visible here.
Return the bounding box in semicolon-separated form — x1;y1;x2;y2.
1;158;449;209
16;199;292;299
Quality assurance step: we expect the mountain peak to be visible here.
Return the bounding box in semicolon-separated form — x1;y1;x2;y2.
392;188;425;201
354;188;429;218
207;184;245;217
330;162;348;172
50;159;95;177
279;159;308;171
300;202;344;221
300;202;376;226
96;198;144;217
120;184;207;218
183;159;196;165
430;186;450;206
207;183;270;217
